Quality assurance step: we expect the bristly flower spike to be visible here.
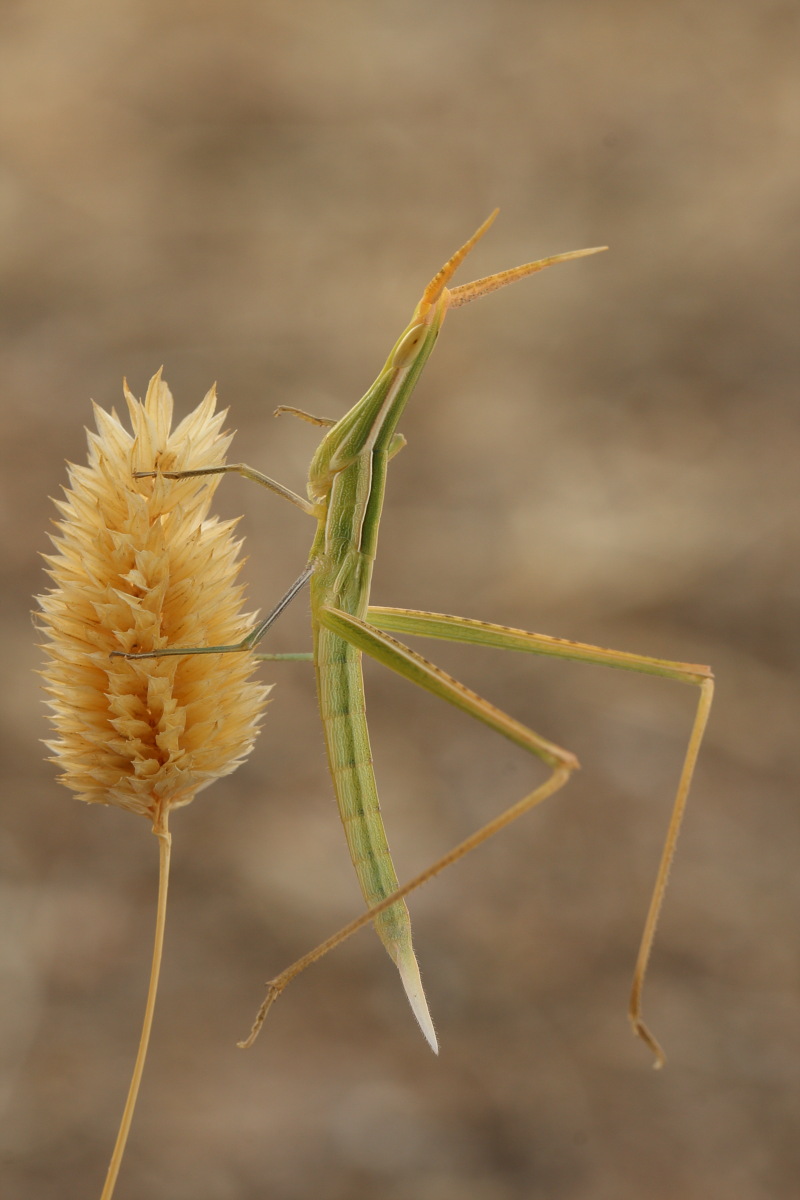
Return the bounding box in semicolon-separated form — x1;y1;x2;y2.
36;371;269;1200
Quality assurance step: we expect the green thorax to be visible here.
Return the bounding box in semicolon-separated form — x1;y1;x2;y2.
306;300;445;615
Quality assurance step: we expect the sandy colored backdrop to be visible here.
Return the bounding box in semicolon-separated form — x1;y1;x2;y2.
2;2;798;1197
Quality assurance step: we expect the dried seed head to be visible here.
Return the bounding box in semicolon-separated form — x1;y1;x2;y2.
37;370;269;819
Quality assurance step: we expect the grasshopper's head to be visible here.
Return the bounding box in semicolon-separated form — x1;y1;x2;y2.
384;210;501;373
308;214;605;497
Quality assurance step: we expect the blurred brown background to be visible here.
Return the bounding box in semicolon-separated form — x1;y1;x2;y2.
2;2;799;1197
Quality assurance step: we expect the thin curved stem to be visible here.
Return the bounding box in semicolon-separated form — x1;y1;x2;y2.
99;805;172;1200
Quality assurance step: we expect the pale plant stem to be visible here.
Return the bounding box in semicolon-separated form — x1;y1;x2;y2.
100;805;172;1200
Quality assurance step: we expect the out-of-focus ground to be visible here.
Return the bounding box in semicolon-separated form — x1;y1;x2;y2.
2;3;799;1197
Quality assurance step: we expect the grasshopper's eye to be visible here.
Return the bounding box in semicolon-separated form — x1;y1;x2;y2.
391;322;426;367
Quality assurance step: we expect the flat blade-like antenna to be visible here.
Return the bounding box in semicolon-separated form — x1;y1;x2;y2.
448;245;607;308
420;209;499;308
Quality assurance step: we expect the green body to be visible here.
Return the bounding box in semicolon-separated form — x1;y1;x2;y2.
305;310;443;1041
